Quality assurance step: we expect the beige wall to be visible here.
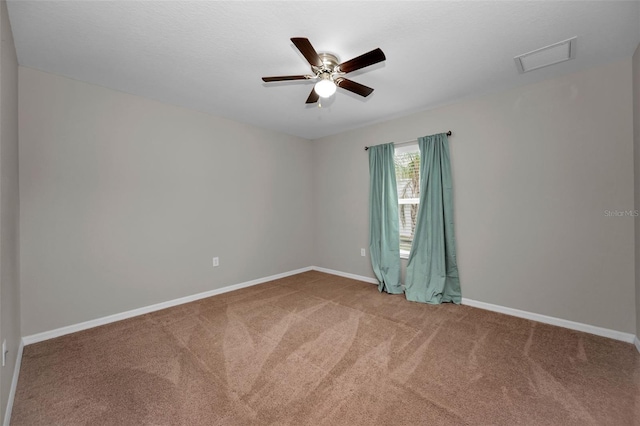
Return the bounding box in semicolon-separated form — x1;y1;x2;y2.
19;67;314;336
16;52;640;338
0;0;20;421
634;42;640;338
313;59;636;334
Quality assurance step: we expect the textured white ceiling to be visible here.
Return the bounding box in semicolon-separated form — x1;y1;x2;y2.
7;1;640;140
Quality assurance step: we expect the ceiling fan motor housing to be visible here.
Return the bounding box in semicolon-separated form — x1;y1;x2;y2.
315;53;340;77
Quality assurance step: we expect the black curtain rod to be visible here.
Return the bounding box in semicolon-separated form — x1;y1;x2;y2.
364;131;452;151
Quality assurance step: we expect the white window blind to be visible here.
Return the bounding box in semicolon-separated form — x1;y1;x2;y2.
394;144;420;257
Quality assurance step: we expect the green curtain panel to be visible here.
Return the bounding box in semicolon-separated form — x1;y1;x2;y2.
368;143;402;294
405;133;461;304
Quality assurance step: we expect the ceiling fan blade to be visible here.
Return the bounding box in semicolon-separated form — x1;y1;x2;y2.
338;48;386;74
335;78;374;97
262;75;309;82
291;37;323;68
305;88;319;104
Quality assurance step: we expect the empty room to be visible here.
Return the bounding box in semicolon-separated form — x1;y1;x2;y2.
0;1;639;424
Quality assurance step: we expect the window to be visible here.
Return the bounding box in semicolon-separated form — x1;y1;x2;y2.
394;144;420;258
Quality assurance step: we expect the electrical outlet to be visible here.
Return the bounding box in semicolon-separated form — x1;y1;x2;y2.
212;257;219;267
361;248;366;257
2;339;6;367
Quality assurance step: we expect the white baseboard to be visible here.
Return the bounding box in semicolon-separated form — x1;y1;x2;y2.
20;265;639;349
635;336;640;354
22;266;312;346
3;339;24;426
461;298;636;343
311;266;636;344
311;266;379;285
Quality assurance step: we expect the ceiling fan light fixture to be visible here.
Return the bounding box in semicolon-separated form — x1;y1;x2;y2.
314;78;336;98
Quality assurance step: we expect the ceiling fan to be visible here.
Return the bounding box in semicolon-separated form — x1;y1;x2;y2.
262;38;386;104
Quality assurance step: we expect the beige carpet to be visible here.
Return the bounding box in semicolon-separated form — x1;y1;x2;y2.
11;271;640;425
